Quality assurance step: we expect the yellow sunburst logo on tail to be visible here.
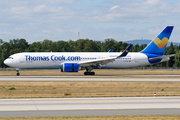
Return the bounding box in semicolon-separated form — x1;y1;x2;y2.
153;37;168;49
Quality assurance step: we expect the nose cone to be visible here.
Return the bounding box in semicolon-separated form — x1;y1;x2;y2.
4;59;11;66
4;59;7;65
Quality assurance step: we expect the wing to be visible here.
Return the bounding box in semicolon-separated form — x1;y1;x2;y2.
78;44;133;67
149;54;176;60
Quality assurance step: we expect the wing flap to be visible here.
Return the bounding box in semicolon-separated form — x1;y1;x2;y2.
78;57;116;66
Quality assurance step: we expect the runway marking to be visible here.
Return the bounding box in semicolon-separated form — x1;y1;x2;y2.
1;107;180;112
0;98;180;103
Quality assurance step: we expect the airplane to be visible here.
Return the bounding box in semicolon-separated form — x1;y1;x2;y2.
4;26;175;76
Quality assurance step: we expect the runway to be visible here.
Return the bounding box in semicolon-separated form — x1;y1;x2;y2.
0;75;180;82
0;97;180;117
0;76;180;117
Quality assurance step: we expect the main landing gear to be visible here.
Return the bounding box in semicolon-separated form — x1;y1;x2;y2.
16;68;20;76
84;71;95;75
84;67;95;75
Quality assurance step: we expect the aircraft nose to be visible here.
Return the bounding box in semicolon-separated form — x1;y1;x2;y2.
4;59;11;66
4;59;8;65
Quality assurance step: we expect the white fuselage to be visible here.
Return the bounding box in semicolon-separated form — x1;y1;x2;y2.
4;52;169;70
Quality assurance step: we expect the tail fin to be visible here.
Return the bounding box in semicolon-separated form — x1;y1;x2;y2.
108;49;113;52
140;26;174;55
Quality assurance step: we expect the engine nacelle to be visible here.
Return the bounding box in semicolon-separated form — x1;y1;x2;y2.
61;63;79;72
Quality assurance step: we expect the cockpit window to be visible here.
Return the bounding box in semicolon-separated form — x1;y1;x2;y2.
8;57;13;59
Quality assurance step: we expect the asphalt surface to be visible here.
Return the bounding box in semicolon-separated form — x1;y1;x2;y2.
1;109;180;117
0;97;180;117
0;76;180;117
0;75;180;81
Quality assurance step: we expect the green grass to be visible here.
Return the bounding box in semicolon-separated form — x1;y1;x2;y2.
0;115;180;120
0;81;180;98
9;87;16;90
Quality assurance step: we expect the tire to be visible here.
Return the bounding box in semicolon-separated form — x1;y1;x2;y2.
84;72;95;75
91;72;95;75
17;73;20;76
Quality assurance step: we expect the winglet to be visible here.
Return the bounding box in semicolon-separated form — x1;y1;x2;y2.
117;44;133;58
108;49;113;52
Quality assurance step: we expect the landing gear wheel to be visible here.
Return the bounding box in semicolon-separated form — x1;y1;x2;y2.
16;68;20;76
84;72;95;75
91;72;95;75
17;73;20;76
84;72;90;75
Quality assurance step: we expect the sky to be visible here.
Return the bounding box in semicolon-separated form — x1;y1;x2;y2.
0;0;180;43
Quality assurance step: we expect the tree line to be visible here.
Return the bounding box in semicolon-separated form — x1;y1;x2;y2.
0;38;179;68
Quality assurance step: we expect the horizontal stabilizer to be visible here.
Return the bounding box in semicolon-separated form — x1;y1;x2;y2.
149;54;176;60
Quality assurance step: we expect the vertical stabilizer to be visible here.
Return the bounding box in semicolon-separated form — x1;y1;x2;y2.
140;26;174;55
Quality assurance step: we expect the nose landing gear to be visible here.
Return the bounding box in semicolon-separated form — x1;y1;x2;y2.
17;72;20;76
16;68;20;76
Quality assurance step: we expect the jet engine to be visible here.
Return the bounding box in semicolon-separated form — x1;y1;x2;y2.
61;63;79;72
